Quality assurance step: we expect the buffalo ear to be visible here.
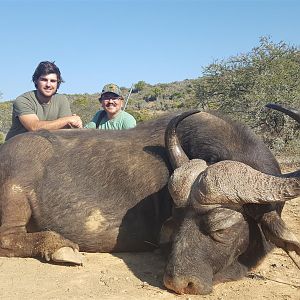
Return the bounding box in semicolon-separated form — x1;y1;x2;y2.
260;211;300;267
260;211;300;254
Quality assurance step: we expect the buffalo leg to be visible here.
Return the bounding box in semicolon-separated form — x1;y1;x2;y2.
0;183;82;264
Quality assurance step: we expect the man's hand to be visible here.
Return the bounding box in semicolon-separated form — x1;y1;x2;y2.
68;114;83;128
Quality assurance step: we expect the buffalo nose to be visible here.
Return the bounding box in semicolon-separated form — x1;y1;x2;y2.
163;273;212;295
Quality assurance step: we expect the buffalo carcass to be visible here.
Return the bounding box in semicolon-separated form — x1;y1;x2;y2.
0;106;299;295
163;104;300;294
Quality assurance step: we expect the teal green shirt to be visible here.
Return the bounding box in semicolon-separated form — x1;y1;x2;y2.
85;110;136;130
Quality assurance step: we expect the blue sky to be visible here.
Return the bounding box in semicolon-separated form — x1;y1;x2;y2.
0;0;299;101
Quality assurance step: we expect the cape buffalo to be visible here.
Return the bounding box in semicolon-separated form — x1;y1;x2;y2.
163;104;300;294
0;104;299;295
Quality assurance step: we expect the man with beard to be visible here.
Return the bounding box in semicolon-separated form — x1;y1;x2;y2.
5;61;82;141
85;83;136;130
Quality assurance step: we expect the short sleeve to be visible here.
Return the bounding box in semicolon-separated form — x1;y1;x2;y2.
13;96;36;116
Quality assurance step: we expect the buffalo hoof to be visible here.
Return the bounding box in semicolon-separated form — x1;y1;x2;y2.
51;247;83;265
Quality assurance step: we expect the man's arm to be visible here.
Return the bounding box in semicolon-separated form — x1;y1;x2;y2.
84;111;101;128
19;114;83;131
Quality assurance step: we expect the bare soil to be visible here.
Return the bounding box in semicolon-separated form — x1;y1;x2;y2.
0;166;299;300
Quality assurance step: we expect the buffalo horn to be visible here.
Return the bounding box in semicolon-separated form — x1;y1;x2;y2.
190;160;300;205
165;110;201;170
266;103;300;178
168;159;208;207
266;103;300;123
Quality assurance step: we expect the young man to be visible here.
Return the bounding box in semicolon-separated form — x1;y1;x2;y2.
85;83;136;130
5;61;82;141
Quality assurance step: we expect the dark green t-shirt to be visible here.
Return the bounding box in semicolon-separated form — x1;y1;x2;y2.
5;90;72;140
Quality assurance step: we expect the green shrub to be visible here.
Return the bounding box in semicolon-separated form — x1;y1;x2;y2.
126;109;157;123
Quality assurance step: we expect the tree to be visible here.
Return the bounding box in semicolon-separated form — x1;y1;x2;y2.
134;81;147;93
152;87;163;101
195;37;300;117
194;36;300;150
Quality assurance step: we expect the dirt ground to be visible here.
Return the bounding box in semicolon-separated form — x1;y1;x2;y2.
0;169;299;299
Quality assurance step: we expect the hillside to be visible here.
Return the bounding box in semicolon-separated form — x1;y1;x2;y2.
0;76;299;159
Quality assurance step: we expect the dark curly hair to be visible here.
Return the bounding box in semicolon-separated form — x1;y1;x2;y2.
32;61;64;89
